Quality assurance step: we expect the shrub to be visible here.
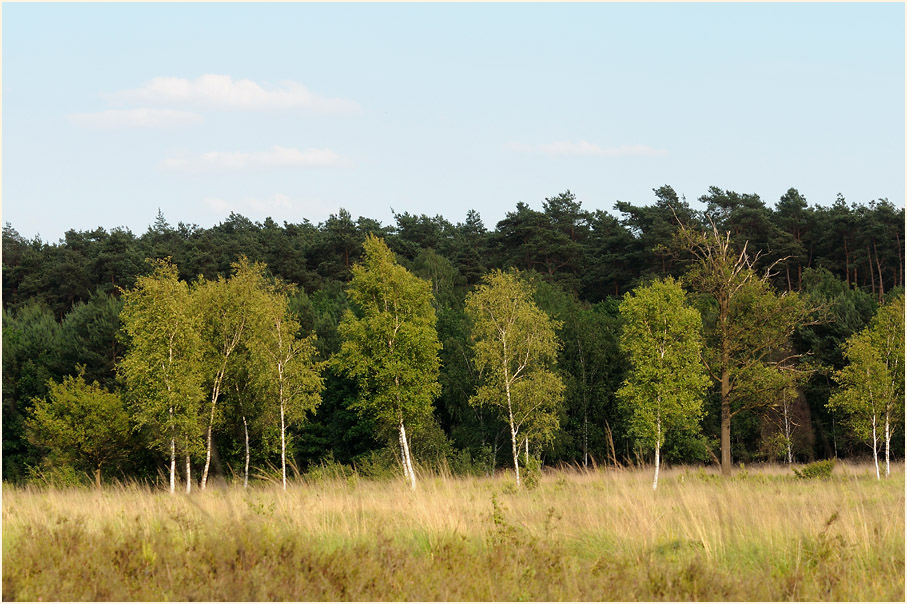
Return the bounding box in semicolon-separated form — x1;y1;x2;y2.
793;459;835;480
523;455;542;490
25;463;88;488
352;448;398;479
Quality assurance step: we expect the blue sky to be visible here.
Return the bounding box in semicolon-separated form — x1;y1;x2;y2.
3;2;904;242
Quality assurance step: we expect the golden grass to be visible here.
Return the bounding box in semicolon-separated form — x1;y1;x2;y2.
3;461;904;601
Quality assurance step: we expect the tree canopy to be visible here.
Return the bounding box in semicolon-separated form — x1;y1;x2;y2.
2;185;903;485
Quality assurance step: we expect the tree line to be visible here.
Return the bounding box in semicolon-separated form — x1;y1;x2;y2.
2;185;904;486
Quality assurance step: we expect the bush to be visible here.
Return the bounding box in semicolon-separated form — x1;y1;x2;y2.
25;463;88;488
447;446;495;477
523;456;542;490
793;459;835;480
352;448;398;479
305;451;355;482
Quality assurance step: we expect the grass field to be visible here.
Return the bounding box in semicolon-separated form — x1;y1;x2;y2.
2;462;904;601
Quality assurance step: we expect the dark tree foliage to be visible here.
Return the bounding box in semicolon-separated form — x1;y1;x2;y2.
2;185;903;482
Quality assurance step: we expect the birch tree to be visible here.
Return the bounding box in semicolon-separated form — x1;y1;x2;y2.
335;235;441;490
829;294;904;479
195;257;263;490
223;345;262;489
118;258;205;494
249;279;324;490
617;278;708;489
465;269;564;488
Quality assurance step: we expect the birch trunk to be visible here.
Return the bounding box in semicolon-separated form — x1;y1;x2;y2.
185;454;192;494
243;415;250;489
504;360;520;488
398;422;411;484
783;397;793;465
399;421;416;490
510;423;520;488
201;363;232;490
653;438;660;490
95;465;102;489
872;416;880;480
202;314;245;490
169;434;176;495
884;414;891;478
406;435;416;489
524;437;529;465
202;396;216;490
280;400;287;491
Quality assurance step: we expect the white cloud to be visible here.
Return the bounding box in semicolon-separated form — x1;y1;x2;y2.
505;140;668;158
68;108;203;128
110;74;359;113
162;146;349;172
202;193;332;222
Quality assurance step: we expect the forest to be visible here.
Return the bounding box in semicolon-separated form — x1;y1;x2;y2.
2;184;905;487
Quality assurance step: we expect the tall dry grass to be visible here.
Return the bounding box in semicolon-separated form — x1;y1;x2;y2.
3;461;904;600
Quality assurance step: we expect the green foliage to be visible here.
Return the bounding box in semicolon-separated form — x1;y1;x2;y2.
2;302;64;480
24;463;89;488
793;459;835;480
466;269;565;485
248;280;324;427
335;235;442;485
118;258;206;461
336;235;441;431
58;291;124;389
531;277;627;465
522;455;542;490
26;372;133;485
677;219;815;471
829;295;904;472
617;277;708;454
2;188;905;481
245;271;324;486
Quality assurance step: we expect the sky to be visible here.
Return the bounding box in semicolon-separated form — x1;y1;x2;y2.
2;2;904;243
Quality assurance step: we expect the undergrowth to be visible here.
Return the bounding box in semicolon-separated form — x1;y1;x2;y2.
3;462;903;601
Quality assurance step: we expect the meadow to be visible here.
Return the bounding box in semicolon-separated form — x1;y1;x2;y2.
2;462;904;601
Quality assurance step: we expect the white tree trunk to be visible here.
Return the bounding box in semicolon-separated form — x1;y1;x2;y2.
524;437;529;465
872;416;880;480
169;435;176;495
399;421;416;490
201;399;215;489
280;401;287;491
203;340;241;490
653;439;660;491
653;416;661;490
397;423;411;483
783;398;793;465
505;372;520;488
202;417;214;490
884;414;891;478
185;454;191;494
243;415;250;489
510;424;520;488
